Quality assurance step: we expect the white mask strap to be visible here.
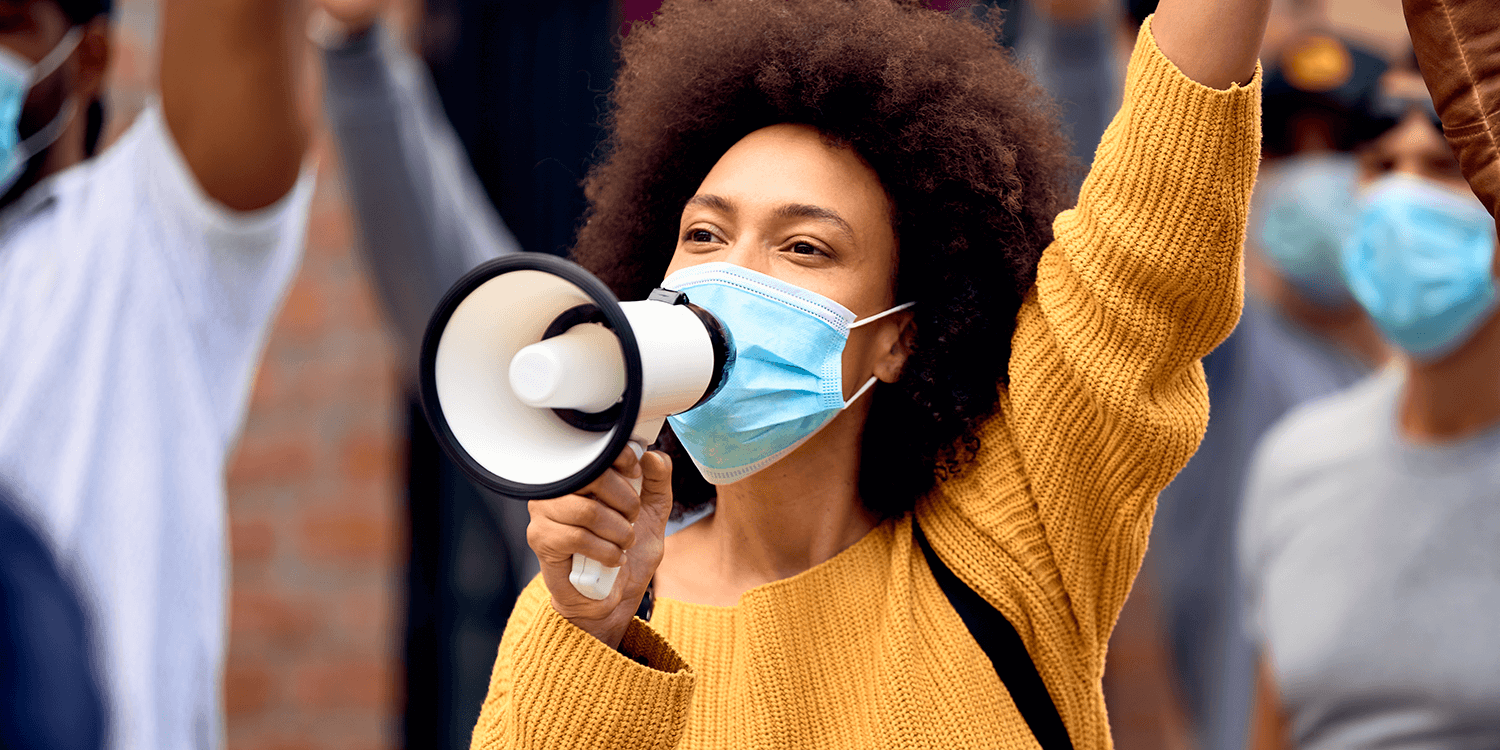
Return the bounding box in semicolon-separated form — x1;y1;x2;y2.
849;300;915;329
2;96;78;192
842;302;914;408
28;27;83;85
843;375;879;408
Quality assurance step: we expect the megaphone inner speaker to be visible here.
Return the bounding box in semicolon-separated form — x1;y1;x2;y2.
420;255;643;499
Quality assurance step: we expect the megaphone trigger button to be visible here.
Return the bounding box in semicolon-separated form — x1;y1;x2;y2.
648;288;689;305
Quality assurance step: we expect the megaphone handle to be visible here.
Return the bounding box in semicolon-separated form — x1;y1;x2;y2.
569;440;647;600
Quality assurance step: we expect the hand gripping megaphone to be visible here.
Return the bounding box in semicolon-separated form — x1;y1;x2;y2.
419;254;733;599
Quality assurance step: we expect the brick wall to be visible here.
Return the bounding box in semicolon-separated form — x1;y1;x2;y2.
105;3;407;749
222;157;404;750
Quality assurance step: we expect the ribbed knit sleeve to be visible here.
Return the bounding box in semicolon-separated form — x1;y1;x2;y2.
918;16;1260;741
470;578;697;749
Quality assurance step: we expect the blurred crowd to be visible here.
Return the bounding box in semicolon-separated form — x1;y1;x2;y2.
0;0;1495;749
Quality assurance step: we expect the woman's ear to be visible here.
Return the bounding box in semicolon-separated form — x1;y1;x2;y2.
74;19;111;104
873;312;916;383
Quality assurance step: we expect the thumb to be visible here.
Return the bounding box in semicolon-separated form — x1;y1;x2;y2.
639;450;675;524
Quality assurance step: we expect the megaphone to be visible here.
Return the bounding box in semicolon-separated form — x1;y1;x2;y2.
419;254;734;600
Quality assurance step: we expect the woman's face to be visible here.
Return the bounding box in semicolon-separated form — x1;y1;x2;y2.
664;123;905;397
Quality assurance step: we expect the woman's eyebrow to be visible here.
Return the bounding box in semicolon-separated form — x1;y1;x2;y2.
684;193;736;215
685;195;854;244
773;203;854;244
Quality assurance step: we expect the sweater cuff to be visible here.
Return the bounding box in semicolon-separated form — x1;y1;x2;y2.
1121;16;1262;185
1064;15;1262;284
510;605;695;749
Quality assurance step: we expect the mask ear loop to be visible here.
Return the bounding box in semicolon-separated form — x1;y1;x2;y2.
848;300;916;330
1;97;78;193
843;300;916;408
842;375;880;409
0;28;85;194
26;27;84;86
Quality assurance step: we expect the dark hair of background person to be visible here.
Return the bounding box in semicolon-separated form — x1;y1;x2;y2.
572;0;1075;518
0;486;106;750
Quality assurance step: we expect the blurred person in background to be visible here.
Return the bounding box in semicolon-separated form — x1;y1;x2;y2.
1145;25;1393;750
0;0;314;747
1240;14;1500;748
993;0;1123;179
0;484;105;750
311;2;557;744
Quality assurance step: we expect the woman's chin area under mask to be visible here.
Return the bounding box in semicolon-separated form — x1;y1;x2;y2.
655;394;885;607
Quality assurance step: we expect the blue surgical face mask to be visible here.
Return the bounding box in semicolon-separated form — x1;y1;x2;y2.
0;27;82;194
1253;152;1360;307
1341;174;1500;361
663;262;914;485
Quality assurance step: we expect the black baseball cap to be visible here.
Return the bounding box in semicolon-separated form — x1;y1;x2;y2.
1263;32;1389;155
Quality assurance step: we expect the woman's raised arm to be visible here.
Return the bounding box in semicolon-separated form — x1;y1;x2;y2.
920;5;1269;673
1153;0;1272;90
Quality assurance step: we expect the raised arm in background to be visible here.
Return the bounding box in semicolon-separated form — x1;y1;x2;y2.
160;0;310;212
1403;0;1500;233
315;1;520;358
1015;0;1123;176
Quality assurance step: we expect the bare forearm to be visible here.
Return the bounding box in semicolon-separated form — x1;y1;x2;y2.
161;0;309;211
1250;657;1291;750
1151;0;1271;89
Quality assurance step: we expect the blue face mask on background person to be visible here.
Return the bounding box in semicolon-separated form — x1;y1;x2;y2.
1253;152;1360;307
663;262;914;485
0;27;82;194
1341;174;1500;361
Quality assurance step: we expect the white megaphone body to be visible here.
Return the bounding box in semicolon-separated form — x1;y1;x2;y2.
420;254;734;600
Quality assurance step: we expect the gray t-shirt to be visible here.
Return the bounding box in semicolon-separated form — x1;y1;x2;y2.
1240;369;1500;749
1151;300;1371;750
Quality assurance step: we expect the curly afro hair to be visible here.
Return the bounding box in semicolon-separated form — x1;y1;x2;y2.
573;0;1075;518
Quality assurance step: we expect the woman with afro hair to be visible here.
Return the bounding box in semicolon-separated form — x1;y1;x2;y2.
478;0;1268;747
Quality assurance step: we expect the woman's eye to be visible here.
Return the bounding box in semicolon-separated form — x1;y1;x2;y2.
790;242;823;256
688;229;715;243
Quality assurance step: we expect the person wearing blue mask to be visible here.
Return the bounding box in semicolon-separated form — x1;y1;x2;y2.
1240;32;1500;749
0;1;313;748
1143;28;1391;750
445;0;1275;746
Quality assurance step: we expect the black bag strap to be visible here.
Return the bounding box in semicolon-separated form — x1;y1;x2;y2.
913;522;1074;750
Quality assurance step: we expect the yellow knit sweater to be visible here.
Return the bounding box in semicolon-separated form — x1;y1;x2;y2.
472;19;1260;750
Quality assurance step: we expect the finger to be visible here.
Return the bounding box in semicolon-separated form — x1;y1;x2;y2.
526;518;627;568
543;495;636;549
639;450;675;520
612;443;642;480
579;468;642;523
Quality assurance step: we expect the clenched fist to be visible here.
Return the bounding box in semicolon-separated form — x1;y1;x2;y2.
527;446;674;649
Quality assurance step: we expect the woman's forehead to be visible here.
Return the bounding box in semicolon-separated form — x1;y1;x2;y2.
692;124;891;227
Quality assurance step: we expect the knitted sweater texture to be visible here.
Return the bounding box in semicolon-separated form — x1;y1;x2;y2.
471;18;1260;750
